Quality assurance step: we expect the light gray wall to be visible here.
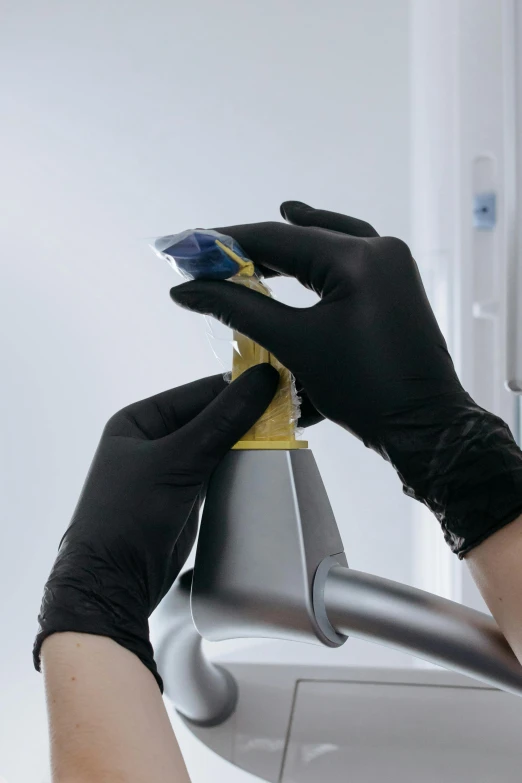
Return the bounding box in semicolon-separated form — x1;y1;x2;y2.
0;1;411;780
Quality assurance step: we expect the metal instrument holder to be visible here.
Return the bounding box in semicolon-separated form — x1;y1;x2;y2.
154;449;522;727
191;449;347;649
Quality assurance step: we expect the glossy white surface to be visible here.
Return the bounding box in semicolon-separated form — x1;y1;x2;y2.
283;680;522;782
173;662;522;783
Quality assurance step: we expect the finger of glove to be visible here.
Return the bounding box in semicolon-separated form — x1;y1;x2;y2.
161;363;279;475
170;280;299;364
280;200;380;238
105;374;228;439
212;221;351;296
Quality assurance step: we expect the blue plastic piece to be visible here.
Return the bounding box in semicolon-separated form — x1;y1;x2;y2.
473;192;496;231
158;230;249;281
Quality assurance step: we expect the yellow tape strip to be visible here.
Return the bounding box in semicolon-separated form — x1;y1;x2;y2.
216;239;255;277
232;440;309;450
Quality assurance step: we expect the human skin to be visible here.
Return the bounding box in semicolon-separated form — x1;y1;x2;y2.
41;632;192;783
466;514;522;665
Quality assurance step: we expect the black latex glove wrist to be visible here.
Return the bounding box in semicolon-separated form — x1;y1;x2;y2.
380;391;522;554
170;202;522;557
34;366;278;690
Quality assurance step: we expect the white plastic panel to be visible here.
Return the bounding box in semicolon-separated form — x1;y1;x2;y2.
282;680;522;782
410;0;521;613
471;156;499;416
229;665;294;782
505;0;522;394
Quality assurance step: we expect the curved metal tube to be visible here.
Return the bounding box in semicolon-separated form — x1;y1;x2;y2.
153;571;237;727
324;566;522;697
156;565;522;728
154;449;522;728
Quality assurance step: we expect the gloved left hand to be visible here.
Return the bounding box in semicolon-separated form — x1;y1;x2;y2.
33;365;278;691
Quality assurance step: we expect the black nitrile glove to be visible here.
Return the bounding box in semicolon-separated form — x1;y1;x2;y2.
170;202;522;557
34;365;278;690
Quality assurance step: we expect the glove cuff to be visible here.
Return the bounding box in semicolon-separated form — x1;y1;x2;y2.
383;394;522;558
33;582;163;692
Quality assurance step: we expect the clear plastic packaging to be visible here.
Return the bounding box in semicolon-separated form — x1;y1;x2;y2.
153;229;306;449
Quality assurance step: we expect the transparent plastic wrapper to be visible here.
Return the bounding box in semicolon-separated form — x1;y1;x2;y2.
153;229;306;449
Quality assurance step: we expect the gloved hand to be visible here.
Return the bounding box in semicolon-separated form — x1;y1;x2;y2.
170;201;522;557
34;365;278;690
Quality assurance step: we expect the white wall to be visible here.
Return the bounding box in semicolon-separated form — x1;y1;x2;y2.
0;2;411;781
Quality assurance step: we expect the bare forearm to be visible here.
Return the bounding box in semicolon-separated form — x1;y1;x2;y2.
42;632;191;783
35;372;275;782
466;514;522;663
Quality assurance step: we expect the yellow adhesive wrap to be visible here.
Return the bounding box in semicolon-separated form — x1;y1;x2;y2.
228;274;307;449
153;229;307;449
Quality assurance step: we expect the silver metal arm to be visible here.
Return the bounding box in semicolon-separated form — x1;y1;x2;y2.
156;566;522;727
324;565;522;698
154;450;522;728
153;571;237;727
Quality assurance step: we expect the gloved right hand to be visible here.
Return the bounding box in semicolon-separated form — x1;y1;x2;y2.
171;201;522;558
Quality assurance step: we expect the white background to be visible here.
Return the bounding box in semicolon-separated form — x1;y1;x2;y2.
0;1;414;780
